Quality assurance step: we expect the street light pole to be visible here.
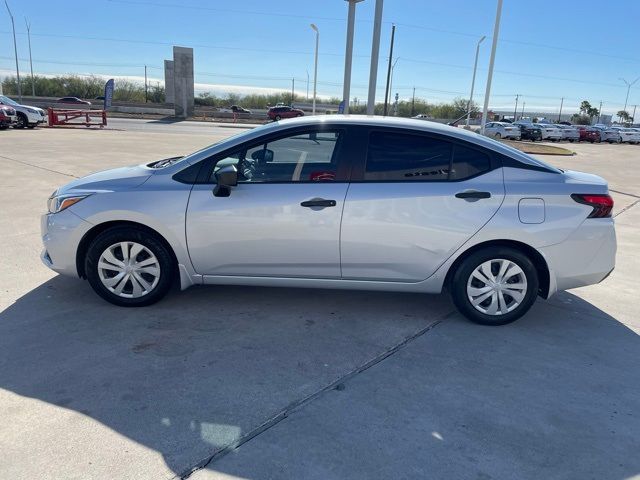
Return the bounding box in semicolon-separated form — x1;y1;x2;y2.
366;0;384;115
466;35;486;127
480;0;503;135
620;76;639;119
144;65;148;103
4;0;22;102
387;56;400;113
513;94;519;121
25;18;35;97
306;70;309;100
310;23;319;115
558;97;564;122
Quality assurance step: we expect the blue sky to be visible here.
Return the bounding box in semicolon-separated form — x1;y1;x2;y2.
2;0;640;114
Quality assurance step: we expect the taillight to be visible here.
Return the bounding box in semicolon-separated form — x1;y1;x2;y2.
571;194;613;218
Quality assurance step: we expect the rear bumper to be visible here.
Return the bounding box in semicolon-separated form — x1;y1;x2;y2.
540;218;616;295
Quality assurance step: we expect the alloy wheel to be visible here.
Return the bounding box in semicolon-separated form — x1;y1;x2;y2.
97;241;161;298
466;259;528;316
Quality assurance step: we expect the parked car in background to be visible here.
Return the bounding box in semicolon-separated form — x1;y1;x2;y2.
577;126;601;143
593;125;622;143
267;105;304;121
610;127;640;144
57;97;91;106
555;124;580;142
515;123;542;141
483;121;521;140
412;114;431;120
534;123;563;141
230;105;251;114
41;116;616;326
0;104;17;129
0;95;46;129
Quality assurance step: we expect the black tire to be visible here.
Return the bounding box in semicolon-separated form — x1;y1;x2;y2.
450;247;539;326
85;226;175;307
274;115;281;121
494;132;502;139
13;112;27;129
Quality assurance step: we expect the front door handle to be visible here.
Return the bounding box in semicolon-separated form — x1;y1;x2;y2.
301;198;337;208
455;191;491;200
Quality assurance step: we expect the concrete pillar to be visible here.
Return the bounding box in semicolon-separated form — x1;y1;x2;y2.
164;60;175;105
173;46;194;118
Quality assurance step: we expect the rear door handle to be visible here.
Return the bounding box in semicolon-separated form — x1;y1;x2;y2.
455;191;492;200
301;198;337;208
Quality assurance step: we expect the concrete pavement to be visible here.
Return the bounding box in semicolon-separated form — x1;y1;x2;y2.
0;127;639;480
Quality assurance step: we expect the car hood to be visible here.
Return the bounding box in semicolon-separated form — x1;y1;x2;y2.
55;164;152;196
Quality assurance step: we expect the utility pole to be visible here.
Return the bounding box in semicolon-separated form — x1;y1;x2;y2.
466;35;486;127
144;65;148;103
480;0;503;135
383;24;396;116
342;0;362;115
633;105;637;124
366;0;383;115
291;77;295;105
306;70;309;100
513;94;519;121
310;24;319;115
521;101;525;118
25;18;35;97
4;0;22;102
411;86;416;116
558;97;564;122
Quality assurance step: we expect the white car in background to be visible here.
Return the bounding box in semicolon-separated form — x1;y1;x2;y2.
610;127;640;144
534;123;563;141
483;122;521;140
0;95;46;129
555;125;580;142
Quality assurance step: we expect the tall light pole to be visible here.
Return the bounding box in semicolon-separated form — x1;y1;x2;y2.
466;35;486;127
620;76;639;119
342;0;363;115
25;18;35;97
4;0;22;102
513;94;519;121
383;24;396;116
480;0;503;134
557;97;564;122
366;0;383;115
310;23;319;115
306;70;309;100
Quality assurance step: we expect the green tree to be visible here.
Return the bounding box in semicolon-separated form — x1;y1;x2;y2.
617;110;631;123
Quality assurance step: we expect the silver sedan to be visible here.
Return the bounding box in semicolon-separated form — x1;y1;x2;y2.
42;116;616;325
483;121;521;140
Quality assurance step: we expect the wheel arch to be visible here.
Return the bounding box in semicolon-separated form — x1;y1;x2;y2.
444;239;551;298
76;220;180;282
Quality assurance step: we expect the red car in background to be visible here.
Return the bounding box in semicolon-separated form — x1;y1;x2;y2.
0;105;17;129
57;96;92;106
577;126;601;143
268;105;304;121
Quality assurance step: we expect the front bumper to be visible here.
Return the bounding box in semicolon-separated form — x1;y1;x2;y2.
41;209;93;277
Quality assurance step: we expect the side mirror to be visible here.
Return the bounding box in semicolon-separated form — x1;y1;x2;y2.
213;164;238;197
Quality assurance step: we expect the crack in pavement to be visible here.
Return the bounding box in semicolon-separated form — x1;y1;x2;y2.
610;189;640;199
177;310;456;479
614;199;640;218
0;154;78;179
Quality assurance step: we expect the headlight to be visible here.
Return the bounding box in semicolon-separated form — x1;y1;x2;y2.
47;193;91;213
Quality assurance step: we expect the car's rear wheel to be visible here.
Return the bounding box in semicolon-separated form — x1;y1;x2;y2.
274;115;281;121
494;132;501;139
85;226;175;307
450;247;539;326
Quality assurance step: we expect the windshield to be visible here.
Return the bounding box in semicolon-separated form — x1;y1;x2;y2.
0;95;19;106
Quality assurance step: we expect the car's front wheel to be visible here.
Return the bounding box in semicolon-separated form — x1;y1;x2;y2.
85;226;175;307
14;112;27;129
450;247;539;326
